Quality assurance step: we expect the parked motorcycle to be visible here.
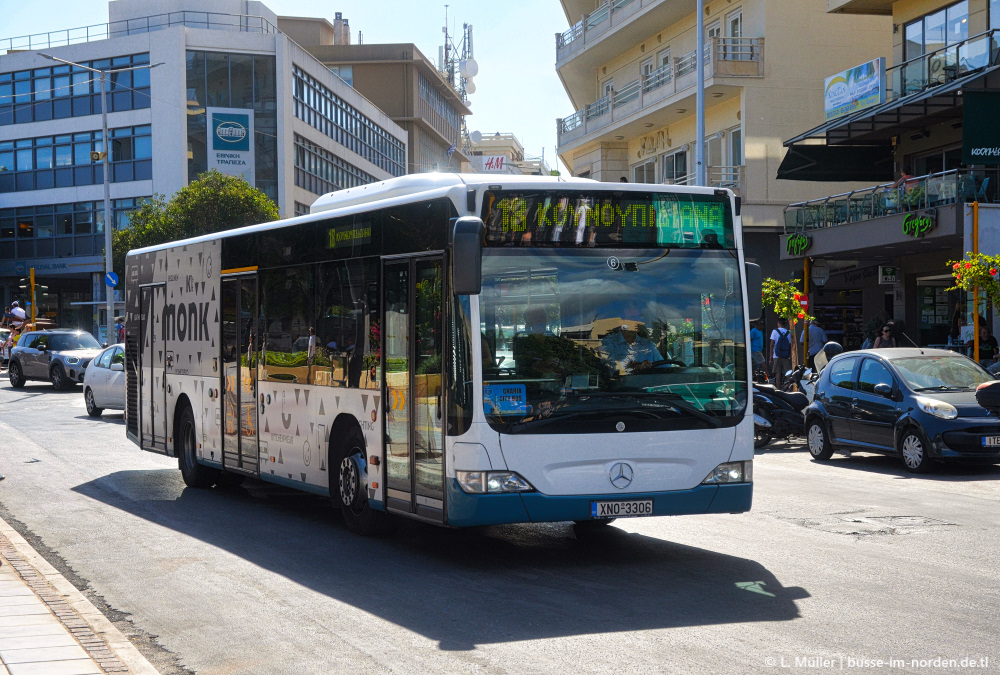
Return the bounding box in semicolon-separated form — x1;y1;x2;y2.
753;384;809;448
754;342;842;449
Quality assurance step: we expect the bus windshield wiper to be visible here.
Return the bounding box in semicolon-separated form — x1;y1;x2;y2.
582;392;723;428
506;407;671;433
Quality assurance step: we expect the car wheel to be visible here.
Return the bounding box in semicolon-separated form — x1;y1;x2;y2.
335;426;390;535
85;388;103;417
177;405;219;488
807;418;835;461
8;360;25;388
50;364;68;391
899;428;934;473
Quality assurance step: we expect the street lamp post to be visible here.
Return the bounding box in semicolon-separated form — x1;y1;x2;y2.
39;53;159;344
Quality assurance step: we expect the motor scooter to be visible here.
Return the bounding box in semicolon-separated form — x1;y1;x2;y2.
754;342;842;449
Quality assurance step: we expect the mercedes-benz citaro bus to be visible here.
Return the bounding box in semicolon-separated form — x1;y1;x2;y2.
124;174;761;534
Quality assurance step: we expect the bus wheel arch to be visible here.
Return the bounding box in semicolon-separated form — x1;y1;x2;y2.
329;414;389;535
175;396;219;488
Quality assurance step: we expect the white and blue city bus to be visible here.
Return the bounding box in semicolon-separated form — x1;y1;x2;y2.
124;173;759;534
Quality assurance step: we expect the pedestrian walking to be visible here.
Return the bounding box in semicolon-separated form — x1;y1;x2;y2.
769;317;792;388
801;319;828;370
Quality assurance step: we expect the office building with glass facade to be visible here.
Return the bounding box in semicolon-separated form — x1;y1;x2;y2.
0;0;406;338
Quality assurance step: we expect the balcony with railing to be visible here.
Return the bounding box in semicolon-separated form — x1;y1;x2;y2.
783;169;1000;233
885;30;1000;104
557;37;763;149
1;11;279;52
663;165;745;194
556;0;648;63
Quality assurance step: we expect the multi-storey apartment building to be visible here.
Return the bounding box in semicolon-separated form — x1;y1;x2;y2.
0;0;406;336
554;0;890;271
281;13;471;175
781;0;1000;347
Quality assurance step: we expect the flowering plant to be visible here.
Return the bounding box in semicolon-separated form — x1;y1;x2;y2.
948;252;1000;312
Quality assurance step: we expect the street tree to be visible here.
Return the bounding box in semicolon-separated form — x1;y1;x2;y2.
762;277;814;367
111;170;279;275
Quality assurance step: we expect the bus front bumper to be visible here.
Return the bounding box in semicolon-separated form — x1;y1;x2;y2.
445;480;752;528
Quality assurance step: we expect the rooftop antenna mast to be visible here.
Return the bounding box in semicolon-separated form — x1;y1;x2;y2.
438;5;477;103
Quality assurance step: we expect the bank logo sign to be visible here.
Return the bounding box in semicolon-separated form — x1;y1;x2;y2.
824;57;885;121
207;107;254;182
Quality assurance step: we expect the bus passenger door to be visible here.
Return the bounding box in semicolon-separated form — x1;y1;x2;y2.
221;275;260;475
139;284;168;453
383;256;445;522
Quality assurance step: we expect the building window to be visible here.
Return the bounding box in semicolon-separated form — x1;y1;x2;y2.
662;149;688;184
0;53;151;126
992;0;1000;30
903;1;970;90
292;66;405;177
418;73;461;132
294;134;379;196
632;160;656;183
294;202;311;217
0;126;152;194
728;126;743;166
328;65;353;87
186;51;278;204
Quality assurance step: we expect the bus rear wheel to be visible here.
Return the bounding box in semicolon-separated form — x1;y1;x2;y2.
335;427;389;536
177;405;219;488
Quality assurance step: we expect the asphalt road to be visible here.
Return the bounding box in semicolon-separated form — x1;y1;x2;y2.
1;376;998;674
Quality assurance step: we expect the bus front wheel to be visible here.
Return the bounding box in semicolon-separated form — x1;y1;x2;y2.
335;427;390;535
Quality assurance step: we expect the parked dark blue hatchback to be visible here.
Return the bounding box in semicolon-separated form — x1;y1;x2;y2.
804;348;1000;473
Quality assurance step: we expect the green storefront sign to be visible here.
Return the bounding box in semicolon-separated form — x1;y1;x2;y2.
902;211;936;238
786;232;812;256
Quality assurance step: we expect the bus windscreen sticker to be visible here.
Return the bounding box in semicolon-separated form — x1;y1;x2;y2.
483;384;527;416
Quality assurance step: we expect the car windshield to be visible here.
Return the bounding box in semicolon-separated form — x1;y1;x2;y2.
892;355;993;391
479;248;747;432
49;333;101;351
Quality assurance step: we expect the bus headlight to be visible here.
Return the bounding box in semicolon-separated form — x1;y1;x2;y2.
701;461;752;484
456;470;534;494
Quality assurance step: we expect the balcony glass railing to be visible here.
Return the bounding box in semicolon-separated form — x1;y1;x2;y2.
557;0;638;51
887;29;1000;102
1;11;278;51
557;38;761;145
783;169;1000;233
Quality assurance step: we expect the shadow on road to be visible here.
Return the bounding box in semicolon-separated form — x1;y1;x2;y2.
73;470;808;650
809;453;1000;482
73;413;126;426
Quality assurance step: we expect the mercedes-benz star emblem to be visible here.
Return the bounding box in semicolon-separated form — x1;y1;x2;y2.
609;462;634;489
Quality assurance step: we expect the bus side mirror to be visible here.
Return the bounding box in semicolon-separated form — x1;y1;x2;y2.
452;216;484;295
745;262;762;321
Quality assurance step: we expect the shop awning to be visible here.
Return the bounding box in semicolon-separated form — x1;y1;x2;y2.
784;64;1000;148
776;144;894;182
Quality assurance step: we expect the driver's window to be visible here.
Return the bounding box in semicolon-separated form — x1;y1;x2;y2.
858;358;893;394
34;335;48;350
111;347;125;366
96;350;113;369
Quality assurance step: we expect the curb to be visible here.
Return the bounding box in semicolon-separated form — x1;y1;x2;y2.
0;515;161;675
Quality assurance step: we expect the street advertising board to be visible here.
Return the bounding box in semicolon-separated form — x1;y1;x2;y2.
824;58;886;121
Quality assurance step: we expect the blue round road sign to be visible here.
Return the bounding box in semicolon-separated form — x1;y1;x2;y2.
105;272;119;288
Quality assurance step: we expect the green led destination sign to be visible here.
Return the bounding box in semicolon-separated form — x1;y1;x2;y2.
327;224;372;249
481;191;734;249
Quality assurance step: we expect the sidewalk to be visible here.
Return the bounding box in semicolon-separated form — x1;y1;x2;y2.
0;517;160;675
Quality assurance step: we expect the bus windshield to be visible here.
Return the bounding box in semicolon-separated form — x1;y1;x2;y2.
479;248;747;433
481;189;734;249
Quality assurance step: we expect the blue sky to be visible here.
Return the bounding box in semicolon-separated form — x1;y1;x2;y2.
0;0;572;172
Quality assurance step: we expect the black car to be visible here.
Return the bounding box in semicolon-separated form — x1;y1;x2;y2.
7;329;103;390
804;348;1000;473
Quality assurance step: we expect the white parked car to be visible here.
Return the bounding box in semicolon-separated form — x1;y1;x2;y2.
0;327;10;365
83;344;125;416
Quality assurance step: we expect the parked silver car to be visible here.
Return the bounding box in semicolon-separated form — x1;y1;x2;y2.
7;329;102;390
83;344;126;416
